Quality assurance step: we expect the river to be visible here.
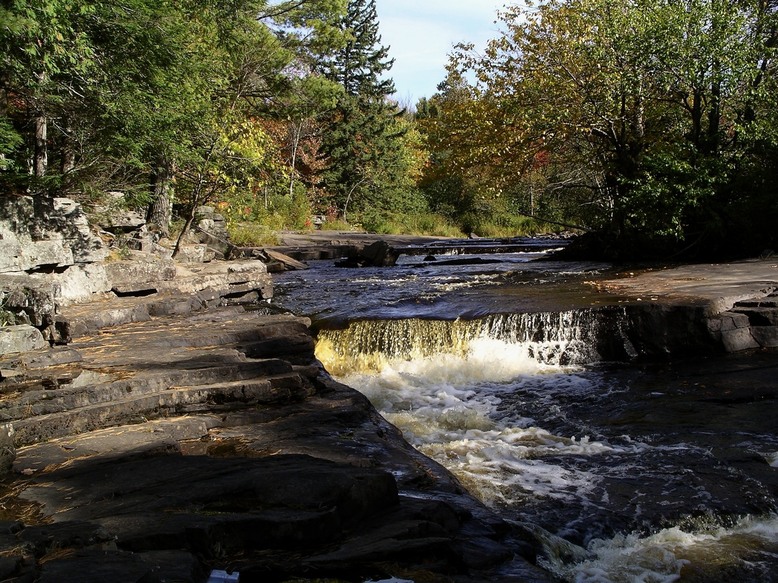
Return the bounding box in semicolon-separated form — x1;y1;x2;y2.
272;239;778;582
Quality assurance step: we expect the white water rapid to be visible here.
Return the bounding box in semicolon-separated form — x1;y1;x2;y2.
316;316;778;583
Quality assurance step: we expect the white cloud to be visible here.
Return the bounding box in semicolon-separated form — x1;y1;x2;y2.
375;0;508;103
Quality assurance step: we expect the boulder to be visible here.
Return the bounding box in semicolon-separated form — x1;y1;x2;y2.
336;240;399;268
37;263;112;305
1;276;59;327
359;240;399;267
0;325;47;355
104;255;177;296
0;196;107;274
93;192;147;233
51;198;107;264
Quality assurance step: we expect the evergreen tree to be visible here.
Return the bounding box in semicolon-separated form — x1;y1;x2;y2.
327;0;394;98
319;0;405;220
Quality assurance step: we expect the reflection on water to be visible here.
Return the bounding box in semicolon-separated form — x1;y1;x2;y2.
273;246;778;582
274;248;615;324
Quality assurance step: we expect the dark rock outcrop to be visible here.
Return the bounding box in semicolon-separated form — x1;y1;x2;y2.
336;240;400;268
0;296;548;582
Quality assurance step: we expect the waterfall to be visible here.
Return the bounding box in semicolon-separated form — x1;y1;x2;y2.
316;308;631;375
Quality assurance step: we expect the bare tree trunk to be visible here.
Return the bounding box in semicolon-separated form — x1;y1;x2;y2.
33;72;47;178
0;87;7;170
172;211;195;259
289;121;302;197
60;120;75;176
34;114;47;178
147;158;173;238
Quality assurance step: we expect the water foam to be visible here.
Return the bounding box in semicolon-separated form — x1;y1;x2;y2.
553;514;778;583
318;317;778;581
330;331;629;507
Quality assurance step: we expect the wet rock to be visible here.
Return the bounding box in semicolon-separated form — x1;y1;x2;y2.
336;240;399;267
711;311;761;352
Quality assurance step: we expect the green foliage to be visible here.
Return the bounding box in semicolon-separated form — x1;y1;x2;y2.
318;218;353;231
219;182;312;234
0;116;23;171
358;210;462;237
318;0;419;219
424;0;778;259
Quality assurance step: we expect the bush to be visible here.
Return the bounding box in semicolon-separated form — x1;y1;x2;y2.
359;210;462;236
227;223;279;246
459;211;545;238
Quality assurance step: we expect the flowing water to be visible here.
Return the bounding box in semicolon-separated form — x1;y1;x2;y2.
273;241;778;582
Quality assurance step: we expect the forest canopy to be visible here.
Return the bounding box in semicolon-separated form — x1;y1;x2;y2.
425;0;778;259
2;0;778;259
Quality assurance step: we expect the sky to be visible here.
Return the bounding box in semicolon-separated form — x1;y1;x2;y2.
374;0;507;106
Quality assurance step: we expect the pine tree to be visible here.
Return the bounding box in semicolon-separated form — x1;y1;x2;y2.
319;0;405;220
328;0;394;98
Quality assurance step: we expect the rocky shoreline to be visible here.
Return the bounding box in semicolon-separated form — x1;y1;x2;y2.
3;195;778;582
1;300;549;582
0;197;551;581
0;308;544;582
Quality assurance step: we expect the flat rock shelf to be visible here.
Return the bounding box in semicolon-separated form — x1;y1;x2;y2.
0;302;547;583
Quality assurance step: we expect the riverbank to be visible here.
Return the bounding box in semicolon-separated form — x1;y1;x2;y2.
0;258;548;582
2;226;778;581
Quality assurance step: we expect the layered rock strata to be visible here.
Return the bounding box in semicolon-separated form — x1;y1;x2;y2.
0;300;548;582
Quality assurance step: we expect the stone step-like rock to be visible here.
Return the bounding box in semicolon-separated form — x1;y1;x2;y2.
731;305;778;326
750;325;778;348
0;360;295;422
0;325;47;354
733;297;778;309
11;372;308;446
14;416;219;474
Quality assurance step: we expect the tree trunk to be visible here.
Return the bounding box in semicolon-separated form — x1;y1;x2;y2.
60;120;75;176
706;78;721;154
147;158;173;238
34;114;47;178
0;88;6;171
33;71;47;178
172;211;195;259
289;121;302;197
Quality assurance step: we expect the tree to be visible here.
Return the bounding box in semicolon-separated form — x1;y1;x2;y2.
0;0;100;191
436;0;778;258
0;0;349;235
319;0;409;219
